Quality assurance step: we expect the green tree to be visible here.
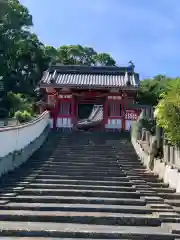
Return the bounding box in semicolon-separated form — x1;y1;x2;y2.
56;45;116;66
94;53;116;66
155;80;180;145
0;0;49;96
0;0;117;118
137;75;175;106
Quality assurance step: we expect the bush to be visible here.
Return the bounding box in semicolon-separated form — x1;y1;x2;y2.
14;110;32;123
6;92;35;117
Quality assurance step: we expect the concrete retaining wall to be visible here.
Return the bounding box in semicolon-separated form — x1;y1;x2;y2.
131;137;180;193
0;111;50;177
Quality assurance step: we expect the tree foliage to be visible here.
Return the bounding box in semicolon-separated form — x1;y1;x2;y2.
0;0;116;118
154;80;180;145
46;45;116;66
137;75;177;106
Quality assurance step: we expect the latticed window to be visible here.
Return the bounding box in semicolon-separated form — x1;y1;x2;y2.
59;102;71;115
108;102;121;116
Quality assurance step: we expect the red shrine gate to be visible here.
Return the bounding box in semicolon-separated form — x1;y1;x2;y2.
39;65;141;131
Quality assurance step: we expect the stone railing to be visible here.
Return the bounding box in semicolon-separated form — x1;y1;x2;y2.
131;122;180;192
0;111;50;176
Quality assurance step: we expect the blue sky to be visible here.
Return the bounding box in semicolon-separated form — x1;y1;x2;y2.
20;0;180;79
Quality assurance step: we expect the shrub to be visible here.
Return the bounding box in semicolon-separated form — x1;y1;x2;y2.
6;92;35;117
14;110;32;123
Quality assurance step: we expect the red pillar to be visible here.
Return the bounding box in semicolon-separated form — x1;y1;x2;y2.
121;93;126;131
71;95;76;128
53;96;59;130
103;97;108;129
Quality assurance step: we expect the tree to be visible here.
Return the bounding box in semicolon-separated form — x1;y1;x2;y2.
155;80;180;145
0;0;117;118
94;53;116;66
137;75;175;106
56;45;116;66
0;0;50;96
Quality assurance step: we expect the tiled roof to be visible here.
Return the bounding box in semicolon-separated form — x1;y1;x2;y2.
40;65;140;88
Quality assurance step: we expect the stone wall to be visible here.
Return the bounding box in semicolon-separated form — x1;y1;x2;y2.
131;136;180;193
0;111;50;177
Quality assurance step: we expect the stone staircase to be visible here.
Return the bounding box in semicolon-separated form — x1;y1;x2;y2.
0;132;179;239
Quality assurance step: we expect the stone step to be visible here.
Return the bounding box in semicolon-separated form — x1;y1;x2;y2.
3;202;179;215
1;196;146;205
126;172;159;178
50;156;119;159
132;183;171;189
137;191;179;200
30;167;123;173
18;189;141;199
120;163;146;166
141;196;164;204
28;175;131;181
0;203;155;214
148;204;174;210
158;193;180;200
148;182;170;188
157;211;180;218
165;200;180;207
22;168;115;174
26;171;127;177
127;176;162;183
38;163;121;167
0;221;176;239
135;187;176;194
2;179;134;187
0;210;161;226
174;207;180;214
2;175;132;182
36;166;122;171
162;222;180;234
23;184;136;192
0;238;126;240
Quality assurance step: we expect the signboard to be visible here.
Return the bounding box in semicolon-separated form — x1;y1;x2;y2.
125;109;138;120
110;88;120;93
108;96;122;100
59;95;72;99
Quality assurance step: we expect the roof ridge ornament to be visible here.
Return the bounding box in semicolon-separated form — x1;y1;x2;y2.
128;60;135;70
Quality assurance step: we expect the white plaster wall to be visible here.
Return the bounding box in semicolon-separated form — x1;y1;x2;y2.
0;125;49;177
132;136;180;193
0;111;50;158
56;117;73;128
105;119;122;129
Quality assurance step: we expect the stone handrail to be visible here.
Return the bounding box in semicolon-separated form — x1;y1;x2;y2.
0;111;50;158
